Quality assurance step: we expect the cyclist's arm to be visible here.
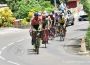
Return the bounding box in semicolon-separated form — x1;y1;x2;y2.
29;18;33;29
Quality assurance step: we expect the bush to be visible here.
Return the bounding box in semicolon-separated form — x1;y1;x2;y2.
3;22;13;27
0;7;15;27
86;27;90;49
81;0;90;49
0;18;3;27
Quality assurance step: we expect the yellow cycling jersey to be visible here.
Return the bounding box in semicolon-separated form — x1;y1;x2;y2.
59;18;65;24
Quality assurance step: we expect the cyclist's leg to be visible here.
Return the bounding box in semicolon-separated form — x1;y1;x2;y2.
34;31;40;52
42;25;45;44
32;31;37;51
36;38;40;54
45;29;49;43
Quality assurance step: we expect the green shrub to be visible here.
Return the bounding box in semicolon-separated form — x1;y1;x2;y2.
86;27;90;49
0;18;3;26
81;0;90;49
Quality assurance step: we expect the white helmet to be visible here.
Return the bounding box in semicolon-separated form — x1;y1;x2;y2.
38;12;41;16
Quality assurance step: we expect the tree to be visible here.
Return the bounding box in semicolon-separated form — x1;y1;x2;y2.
50;0;60;5
14;0;41;19
6;0;21;12
6;0;54;19
39;0;54;12
0;0;7;4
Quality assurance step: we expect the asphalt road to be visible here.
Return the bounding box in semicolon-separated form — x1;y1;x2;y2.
0;19;89;65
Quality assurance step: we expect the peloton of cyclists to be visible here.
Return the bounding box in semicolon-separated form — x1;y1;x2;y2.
29;11;67;51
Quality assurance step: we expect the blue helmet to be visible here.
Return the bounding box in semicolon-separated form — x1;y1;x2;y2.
34;12;38;16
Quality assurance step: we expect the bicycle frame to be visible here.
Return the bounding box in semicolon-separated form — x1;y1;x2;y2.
32;31;40;54
59;28;65;41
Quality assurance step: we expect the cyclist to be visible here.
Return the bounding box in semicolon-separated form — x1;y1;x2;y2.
30;12;42;50
49;12;55;27
49;12;55;39
42;13;49;44
59;13;66;37
55;13;59;26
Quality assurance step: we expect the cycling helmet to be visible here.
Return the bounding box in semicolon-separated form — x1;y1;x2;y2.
34;12;38;16
45;13;48;16
49;13;53;15
38;12;41;16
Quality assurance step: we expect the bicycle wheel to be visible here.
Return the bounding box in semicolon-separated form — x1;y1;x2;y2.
35;43;39;54
59;29;64;41
36;46;39;54
36;37;40;54
45;41;47;48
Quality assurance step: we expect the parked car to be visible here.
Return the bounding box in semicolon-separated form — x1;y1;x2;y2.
65;10;75;26
78;15;88;21
78;10;88;21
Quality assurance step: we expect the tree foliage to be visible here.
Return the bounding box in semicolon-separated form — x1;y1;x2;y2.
6;0;54;19
0;0;7;4
2;0;54;27
80;0;90;13
14;0;41;19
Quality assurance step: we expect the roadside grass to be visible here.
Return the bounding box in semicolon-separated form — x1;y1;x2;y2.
85;26;90;50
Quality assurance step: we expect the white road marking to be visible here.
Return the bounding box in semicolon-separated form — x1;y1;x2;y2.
16;39;25;43
0;56;6;60
1;46;7;51
0;37;29;65
0;51;1;55
7;43;14;47
8;60;20;65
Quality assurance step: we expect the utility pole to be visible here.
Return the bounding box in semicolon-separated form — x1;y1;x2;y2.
54;0;57;10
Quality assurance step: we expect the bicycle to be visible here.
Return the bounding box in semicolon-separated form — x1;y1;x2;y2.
59;25;65;41
32;30;41;54
42;29;49;48
49;26;55;40
55;23;60;37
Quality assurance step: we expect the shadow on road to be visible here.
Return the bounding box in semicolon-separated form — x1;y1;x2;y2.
63;38;81;55
27;49;36;55
75;29;88;31
54;39;65;42
40;47;46;48
69;38;81;41
64;45;81;48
